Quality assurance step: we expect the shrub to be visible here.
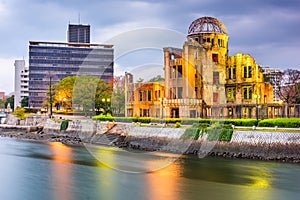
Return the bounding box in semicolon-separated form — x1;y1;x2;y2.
175;122;181;128
181;124;201;139
258;118;300;128
60;120;70;131
13;107;26;120
92;114;114;122
206;122;233;141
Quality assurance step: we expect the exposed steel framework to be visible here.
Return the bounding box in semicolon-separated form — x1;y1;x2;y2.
188;16;227;36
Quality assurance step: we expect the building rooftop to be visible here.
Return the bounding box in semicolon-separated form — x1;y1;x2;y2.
29;41;113;49
188;16;227;36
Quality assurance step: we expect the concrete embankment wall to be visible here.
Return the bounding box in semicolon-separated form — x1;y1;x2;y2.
3;116;300;145
231;130;300;144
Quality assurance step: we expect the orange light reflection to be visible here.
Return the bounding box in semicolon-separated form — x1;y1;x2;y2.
49;142;73;200
146;160;182;200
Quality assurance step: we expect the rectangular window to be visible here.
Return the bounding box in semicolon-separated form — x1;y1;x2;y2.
213;92;219;103
228;66;236;80
148;90;152;101
243;66;252;78
243;66;247;78
178;87;183;99
195;87;198;98
227;87;236;101
212;54;218;63
178;65;182;78
173;66;177;78
243;86;252;100
213;71;219;84
248;66;252;78
173;87;177;99
143;91;147;101
233;66;236;79
139;91;143;101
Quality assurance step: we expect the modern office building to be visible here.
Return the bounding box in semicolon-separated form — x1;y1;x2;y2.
28;41;114;108
67;24;90;43
14;60;29;108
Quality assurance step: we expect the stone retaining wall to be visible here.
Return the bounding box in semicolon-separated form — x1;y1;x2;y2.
231;131;300;144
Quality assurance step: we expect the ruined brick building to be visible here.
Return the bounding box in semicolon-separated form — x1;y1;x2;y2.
125;16;275;119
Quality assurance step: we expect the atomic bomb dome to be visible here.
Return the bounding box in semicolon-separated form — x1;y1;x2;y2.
188;16;227;36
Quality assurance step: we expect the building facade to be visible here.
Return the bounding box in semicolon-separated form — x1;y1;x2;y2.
28;41;113;108
67;24;90;43
14;60;29;108
125;72;165;117
125;16;275;119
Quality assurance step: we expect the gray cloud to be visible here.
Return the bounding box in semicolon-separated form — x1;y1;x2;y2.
0;0;299;93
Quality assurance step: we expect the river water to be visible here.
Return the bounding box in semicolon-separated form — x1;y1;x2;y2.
1;137;300;200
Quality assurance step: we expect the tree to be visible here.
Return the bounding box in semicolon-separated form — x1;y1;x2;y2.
73;76;112;116
21;96;29;108
53;76;77;110
148;75;164;82
4;95;14;110
0;99;5;109
111;76;125;116
277;69;300;104
137;78;144;83
95;79;113;114
277;69;300;117
13;107;26;120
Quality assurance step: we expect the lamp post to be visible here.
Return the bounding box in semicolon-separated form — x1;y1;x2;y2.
254;94;260;121
49;75;53;118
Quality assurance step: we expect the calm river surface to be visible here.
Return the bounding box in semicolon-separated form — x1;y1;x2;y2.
1;137;300;200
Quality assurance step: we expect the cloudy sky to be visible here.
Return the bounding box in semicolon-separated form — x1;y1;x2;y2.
0;0;299;94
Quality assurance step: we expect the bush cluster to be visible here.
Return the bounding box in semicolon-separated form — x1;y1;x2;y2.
258;118;300;128
180;123;233;141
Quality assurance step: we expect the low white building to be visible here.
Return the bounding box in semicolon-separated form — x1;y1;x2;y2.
14;60;29;108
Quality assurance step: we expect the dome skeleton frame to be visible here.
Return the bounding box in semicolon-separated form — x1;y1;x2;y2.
188;16;227;36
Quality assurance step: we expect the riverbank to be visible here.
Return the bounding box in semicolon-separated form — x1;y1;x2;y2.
0;129;83;146
1;127;300;163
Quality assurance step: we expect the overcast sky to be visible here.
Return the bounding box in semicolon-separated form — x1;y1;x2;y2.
0;0;299;94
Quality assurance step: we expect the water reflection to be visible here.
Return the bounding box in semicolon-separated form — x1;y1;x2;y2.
1;138;300;200
48;142;73;200
146;158;183;200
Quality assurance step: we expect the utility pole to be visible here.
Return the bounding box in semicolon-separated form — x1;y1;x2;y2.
49;75;53;118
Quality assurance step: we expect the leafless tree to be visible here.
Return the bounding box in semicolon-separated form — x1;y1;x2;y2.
277;69;300;104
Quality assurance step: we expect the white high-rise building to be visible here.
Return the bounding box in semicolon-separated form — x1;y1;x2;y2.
14;60;29;108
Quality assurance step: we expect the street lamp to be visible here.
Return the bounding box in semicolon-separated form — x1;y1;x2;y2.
49;75;53;118
254;94;260;121
102;98;111;114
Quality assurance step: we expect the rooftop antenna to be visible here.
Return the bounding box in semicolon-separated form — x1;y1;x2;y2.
78;12;81;24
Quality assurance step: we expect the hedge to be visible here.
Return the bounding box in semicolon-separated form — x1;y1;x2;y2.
258;118;300;128
92;115;300;128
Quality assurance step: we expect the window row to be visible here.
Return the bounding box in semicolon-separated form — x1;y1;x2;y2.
226;66;253;79
170;65;182;79
226;86;253;101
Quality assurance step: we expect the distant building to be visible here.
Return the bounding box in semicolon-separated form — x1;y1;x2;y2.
125;16;275;119
67;24;90;43
262;67;282;103
0;92;5;100
14;60;29;107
